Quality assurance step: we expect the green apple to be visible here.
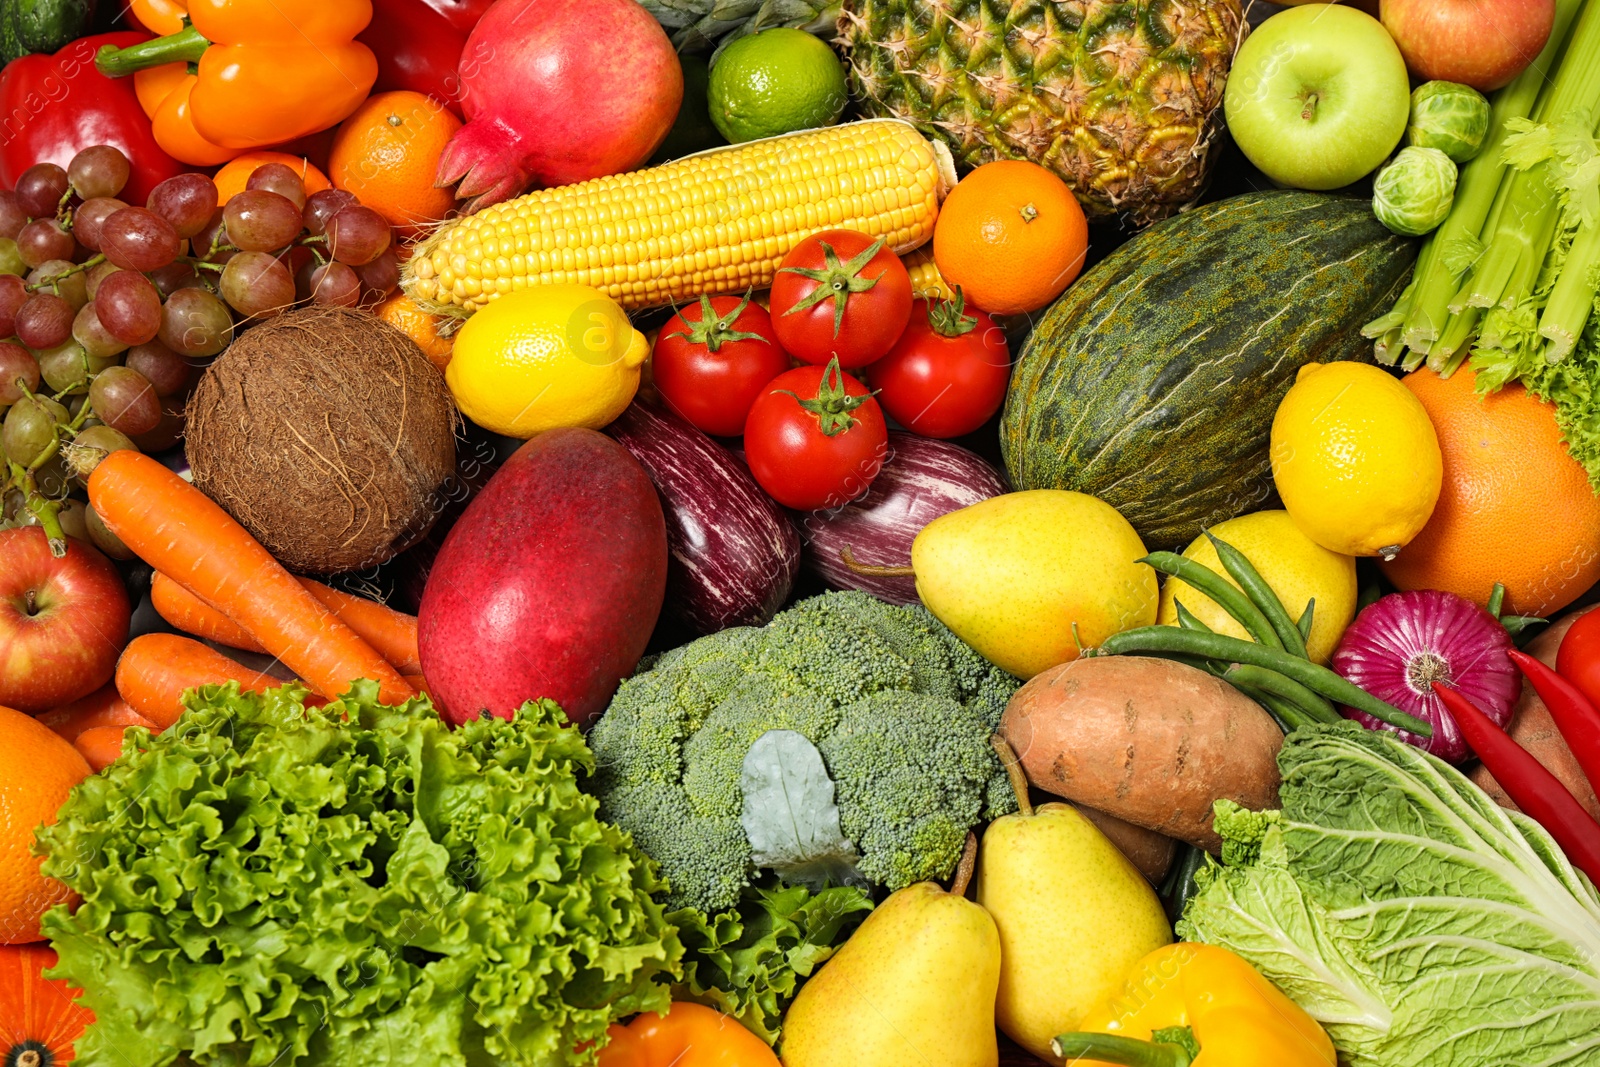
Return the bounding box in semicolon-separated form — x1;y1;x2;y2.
1224;4;1410;190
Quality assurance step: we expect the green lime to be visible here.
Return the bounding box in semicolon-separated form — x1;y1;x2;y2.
707;28;848;144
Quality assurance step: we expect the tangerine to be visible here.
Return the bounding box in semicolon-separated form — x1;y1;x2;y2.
374;292;454;372
0;706;90;945
932;160;1088;315
211;152;331;205
1382;366;1600;616
329;91;462;236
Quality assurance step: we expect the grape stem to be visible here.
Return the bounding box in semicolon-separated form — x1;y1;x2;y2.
5;461;67;557
26;253;104;294
56;186;75;226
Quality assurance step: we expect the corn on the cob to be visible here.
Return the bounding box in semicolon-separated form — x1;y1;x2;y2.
404;119;954;316
901;246;953;301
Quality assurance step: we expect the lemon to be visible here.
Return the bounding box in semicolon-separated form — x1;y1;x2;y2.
445;285;648;438
1270;361;1442;558
707;28;848;144
1156;510;1357;664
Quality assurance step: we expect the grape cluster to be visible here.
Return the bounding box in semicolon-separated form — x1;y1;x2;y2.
0;144;400;553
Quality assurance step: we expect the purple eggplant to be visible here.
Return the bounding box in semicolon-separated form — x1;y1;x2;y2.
607;400;800;633
796;433;1005;606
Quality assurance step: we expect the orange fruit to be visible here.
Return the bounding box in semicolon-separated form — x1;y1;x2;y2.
932;160;1089;315
374;292;454;372
1382;366;1600;616
211;152;331;205
328;91;462;236
0;706;90;945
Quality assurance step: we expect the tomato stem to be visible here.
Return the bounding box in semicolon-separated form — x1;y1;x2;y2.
777;236;887;339
774;356;874;437
926;286;979;337
667;292;769;353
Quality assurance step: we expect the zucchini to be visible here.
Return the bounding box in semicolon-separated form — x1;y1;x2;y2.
1000;191;1416;549
2;0;94;62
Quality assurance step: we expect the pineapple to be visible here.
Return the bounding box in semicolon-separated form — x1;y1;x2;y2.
639;0;838;55
838;0;1245;225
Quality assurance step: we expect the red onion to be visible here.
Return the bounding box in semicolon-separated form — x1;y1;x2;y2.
1331;589;1519;763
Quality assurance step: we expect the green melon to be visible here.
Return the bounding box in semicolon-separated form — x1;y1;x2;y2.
1000;191;1416;550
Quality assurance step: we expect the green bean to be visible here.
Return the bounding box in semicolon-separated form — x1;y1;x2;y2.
1235;684;1316;733
1172;599;1213;633
1224;663;1341;725
1296;598;1316;645
1140;552;1283;651
1093;626;1433;737
1205;532;1308;659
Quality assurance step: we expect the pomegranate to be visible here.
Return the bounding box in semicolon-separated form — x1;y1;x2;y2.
437;0;683;211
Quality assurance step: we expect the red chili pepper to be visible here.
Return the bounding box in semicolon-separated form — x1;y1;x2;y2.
1509;648;1600;791
356;0;496;116
1433;681;1600;883
0;32;187;205
1556;608;1600;714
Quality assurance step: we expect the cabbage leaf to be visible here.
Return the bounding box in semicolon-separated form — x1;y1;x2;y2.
1179;722;1600;1067
36;681;682;1067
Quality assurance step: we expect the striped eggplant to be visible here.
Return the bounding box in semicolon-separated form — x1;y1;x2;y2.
796;433;1005;606
607;400;799;633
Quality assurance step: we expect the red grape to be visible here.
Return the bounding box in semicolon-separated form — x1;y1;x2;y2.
68;146;131;200
37;339;116;394
159;287;232;356
246;163;307;210
17;219;75;268
223;190;303;253
124;341;192;396
0;274;25;336
191;210;233;264
303;188;357;236
84;261;120;300
26;261;88;311
0;192;26;241
72;197;127;252
325;205;391;266
146;259;202;298
0;341;39;405
71;302;128;359
15;293;73;348
89;365;162;436
94;268;162;345
353;250;400;300
147;173;220;239
304;261;360;306
220;251;295;317
99;207;181;271
15;163;68;218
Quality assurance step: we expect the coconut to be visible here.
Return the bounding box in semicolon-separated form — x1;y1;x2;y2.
186;306;458;575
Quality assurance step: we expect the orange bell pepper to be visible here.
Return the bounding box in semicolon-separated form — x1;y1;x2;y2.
95;0;376;161
595;1003;780;1067
129;0;187;34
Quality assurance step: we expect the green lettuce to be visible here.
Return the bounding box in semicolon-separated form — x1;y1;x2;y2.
669;883;872;1045
1179;723;1600;1067
36;682;682;1067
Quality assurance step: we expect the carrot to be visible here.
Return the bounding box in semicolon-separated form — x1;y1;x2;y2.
74;725;138;771
115;633;281;728
37;684;156;743
151;571;422;675
89;452;415;705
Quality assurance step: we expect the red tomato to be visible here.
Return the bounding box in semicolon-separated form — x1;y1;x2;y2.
744;358;889;511
769;229;913;369
652;294;791;436
867;292;1011;439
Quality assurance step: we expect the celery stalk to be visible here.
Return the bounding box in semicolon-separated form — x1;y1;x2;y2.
1540;218;1600;359
1393;0;1586;354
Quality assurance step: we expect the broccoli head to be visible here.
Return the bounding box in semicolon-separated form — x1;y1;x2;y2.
588;591;1020;912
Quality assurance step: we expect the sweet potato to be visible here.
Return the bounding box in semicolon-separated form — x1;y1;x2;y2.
1470;608;1600;821
1000;656;1282;852
1071;803;1178;883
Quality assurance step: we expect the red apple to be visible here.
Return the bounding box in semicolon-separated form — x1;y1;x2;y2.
0;527;131;714
1381;0;1555;91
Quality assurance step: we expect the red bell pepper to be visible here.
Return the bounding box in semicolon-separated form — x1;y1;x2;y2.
357;0;496;116
0;32;186;206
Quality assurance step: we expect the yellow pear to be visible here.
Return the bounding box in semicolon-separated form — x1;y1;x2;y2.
781;838;1000;1067
910;490;1157;679
978;739;1173;1061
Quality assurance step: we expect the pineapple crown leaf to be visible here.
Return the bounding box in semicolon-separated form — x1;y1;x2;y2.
778;236;887;338
667;291;769;352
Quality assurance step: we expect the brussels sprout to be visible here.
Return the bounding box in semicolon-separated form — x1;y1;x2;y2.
1408;81;1490;162
1373;147;1458;236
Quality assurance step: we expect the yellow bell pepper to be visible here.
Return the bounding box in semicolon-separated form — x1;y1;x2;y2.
94;0;376;161
595;1002;779;1067
1052;943;1337;1067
